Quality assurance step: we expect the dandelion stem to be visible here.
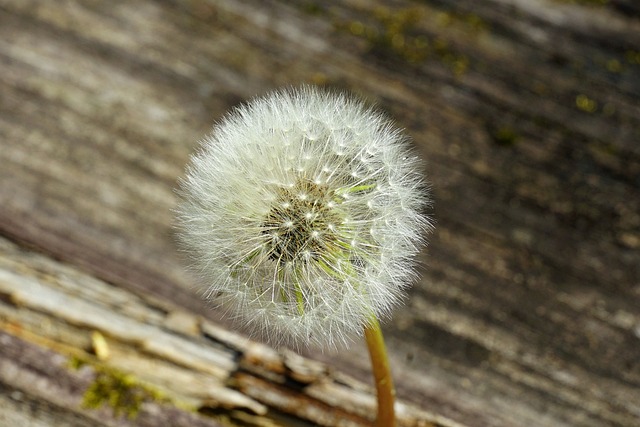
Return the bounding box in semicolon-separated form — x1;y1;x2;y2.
364;315;396;427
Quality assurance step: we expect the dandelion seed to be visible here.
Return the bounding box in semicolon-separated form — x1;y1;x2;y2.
176;86;431;350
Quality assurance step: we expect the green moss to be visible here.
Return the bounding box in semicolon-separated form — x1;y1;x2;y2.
576;94;598;113
68;355;88;370
68;355;167;419
360;7;430;64
282;0;325;16
491;127;520;146
625;50;640;65
82;368;166;418
334;7;482;76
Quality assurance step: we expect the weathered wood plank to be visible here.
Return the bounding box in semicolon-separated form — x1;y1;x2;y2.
1;0;639;426
0;236;452;426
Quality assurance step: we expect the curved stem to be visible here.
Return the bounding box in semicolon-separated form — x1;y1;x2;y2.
364;316;396;427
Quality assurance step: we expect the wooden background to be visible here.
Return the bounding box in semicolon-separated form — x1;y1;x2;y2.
1;0;639;426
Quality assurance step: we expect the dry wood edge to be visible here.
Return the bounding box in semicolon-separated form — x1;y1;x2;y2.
0;236;460;427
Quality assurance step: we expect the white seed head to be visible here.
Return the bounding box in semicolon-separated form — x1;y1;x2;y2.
176;86;432;350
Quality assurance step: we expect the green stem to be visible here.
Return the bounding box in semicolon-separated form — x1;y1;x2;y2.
364;315;396;427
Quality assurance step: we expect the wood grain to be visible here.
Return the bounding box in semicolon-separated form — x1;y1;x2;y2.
1;0;638;426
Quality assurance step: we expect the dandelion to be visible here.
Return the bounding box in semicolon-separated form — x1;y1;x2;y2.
176;86;431;426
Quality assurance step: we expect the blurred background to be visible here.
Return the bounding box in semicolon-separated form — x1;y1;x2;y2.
1;1;639;426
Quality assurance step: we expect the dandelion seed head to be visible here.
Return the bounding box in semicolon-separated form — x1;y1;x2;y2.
177;86;432;350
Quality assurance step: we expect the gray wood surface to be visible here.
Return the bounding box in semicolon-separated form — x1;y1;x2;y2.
1;0;639;426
